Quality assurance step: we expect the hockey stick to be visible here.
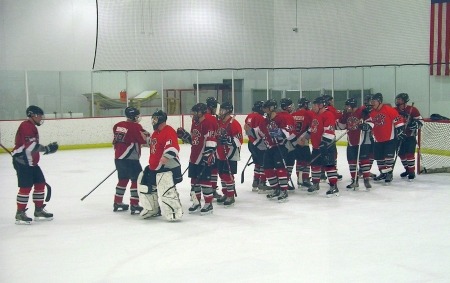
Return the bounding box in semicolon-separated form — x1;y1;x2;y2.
81;169;116;201
393;102;415;168
240;155;253;183
182;165;189;176
310;130;348;164
1;141;52;202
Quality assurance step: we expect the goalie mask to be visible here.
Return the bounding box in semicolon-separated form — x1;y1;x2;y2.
125;107;141;122
191;103;207;122
151;110;167;130
26;105;45;126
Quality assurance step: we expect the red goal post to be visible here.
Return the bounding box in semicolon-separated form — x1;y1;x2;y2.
417;118;450;174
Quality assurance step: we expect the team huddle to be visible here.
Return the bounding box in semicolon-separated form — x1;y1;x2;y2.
11;92;422;224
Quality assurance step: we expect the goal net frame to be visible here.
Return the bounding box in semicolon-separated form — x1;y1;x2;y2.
417;118;450;174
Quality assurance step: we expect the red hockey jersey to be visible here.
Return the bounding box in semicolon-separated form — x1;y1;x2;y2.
291;108;314;137
395;105;424;137
309;110;336;149
190;116;217;164
149;125;180;170
113;121;147;160
216;116;243;161
338;108;364;146
244;112;266;150
260;112;296;149
12;120;40;166
366;104;404;142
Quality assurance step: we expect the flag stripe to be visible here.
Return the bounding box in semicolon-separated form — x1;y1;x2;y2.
430;0;450;76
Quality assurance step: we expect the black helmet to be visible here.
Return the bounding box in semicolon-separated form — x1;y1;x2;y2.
26;105;44;117
263;99;277;110
219;102;233;119
396;93;409;103
371;93;383;103
345;98;357;108
312;96;326;105
252;101;265;114
322;94;333;106
206;97;218;109
280;98;293;111
191;103;207;114
125;107;141;122
151;110;167;130
298;98;310;109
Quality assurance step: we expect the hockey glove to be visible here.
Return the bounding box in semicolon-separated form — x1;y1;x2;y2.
219;135;232;146
268;127;282;138
395;127;406;141
202;147;215;166
176;127;192;144
408;120;422;130
43;142;58;155
359;122;372;132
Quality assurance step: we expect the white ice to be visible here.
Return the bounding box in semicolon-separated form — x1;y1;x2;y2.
1;145;450;283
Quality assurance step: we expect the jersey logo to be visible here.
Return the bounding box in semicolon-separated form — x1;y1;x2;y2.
191;129;201;145
310;119;319;133
150;138;158;154
347;116;360;131
373;113;386;126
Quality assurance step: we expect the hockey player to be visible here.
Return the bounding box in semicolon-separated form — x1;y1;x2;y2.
322;94;343;181
301;97;339;197
215;102;243;206
337;98;372;190
394;93;423;180
363;93;405;184
291;97;314;189
12;105;58;224
112;107;149;214
178;103;217;215
259;99;296;202
205;96;221;199
138;110;183;221
279;97;297;191
244;101;269;192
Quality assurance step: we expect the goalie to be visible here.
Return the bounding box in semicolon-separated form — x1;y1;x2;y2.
138;110;183;221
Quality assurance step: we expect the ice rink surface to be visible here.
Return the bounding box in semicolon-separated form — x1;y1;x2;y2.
1;145;450;283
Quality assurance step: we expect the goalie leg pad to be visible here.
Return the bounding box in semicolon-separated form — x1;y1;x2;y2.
137;171;160;219
156;172;183;221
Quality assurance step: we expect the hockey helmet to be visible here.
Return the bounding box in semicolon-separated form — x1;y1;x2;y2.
345;98;358;108
206;97;218;110
252;100;265;115
125;107;141;122
191;103;207;122
312;96;326;105
26;105;44;117
298;97;310;109
263;99;277;110
219;102;233;119
280;98;293;112
395;93;409;106
151;110;167;130
371;93;383;103
322;94;333;106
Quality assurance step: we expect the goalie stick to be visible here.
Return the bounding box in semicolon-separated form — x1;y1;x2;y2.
0;140;52;202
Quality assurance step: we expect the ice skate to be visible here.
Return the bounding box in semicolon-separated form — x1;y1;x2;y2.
266;188;281;199
408;172;415;182
257;183;272;194
252;179;259;192
299;180;312;190
216;195;227;204
384;171;393;185
346;178;359;190
326;184;339;197
307;183;320;193
200;203;213;215
400;170;408;178
223;196;235;207
188;203;201;214
363;178;372;190
15;209;32;225
213;189;222;199
374;173;386;182
288;185;296;191
277;190;288;202
34;205;53;221
113;202;129;212
130;205;143;215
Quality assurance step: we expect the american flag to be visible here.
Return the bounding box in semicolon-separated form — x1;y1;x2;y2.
430;0;450;75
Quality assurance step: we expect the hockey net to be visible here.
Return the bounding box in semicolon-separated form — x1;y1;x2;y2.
417;119;450;174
